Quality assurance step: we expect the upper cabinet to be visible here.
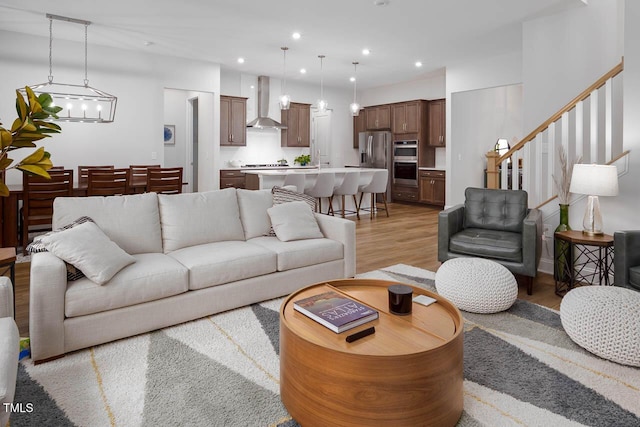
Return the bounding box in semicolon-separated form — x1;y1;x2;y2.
281;102;311;147
353;110;367;148
220;95;247;146
392;101;424;134
428;99;446;147
366;105;391;130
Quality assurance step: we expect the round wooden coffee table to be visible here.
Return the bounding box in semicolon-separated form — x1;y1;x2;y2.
280;278;463;427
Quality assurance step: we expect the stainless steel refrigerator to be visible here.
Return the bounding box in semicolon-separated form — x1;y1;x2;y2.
359;131;392;202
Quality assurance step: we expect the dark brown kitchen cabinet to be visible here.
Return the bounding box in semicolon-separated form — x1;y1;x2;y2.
366;105;391;130
419;170;445;206
281;102;311;147
392;185;419;202
392;101;423;134
220;95;247;146
428;99;446;147
353;109;367;148
220;170;245;189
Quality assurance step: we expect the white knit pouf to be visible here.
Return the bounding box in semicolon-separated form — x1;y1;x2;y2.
435;258;518;314
560;286;640;367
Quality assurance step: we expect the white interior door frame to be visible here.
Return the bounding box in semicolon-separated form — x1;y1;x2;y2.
311;110;332;167
185;96;198;193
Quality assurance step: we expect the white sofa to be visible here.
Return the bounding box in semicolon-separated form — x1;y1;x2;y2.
29;188;355;363
0;278;19;425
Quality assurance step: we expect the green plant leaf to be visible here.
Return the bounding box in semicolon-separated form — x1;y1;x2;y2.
19;146;46;164
0;129;11;149
11;117;23;133
0;156;13;170
16;164;50;178
7;141;37;149
15;89;28;120
0;182;9;197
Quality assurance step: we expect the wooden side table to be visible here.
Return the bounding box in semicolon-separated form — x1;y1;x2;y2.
0;247;16;317
554;230;614;296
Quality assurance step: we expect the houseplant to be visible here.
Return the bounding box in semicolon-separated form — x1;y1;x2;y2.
294;154;311;166
0;87;62;196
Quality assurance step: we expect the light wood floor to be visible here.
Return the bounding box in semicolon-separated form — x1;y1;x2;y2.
10;202;562;337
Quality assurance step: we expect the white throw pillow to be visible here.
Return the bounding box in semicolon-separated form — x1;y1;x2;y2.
40;221;136;285
267;201;324;242
236;189;273;239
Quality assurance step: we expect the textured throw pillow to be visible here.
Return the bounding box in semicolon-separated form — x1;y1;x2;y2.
267;201;324;242
39;221;136;285
268;186;317;236
26;216;95;281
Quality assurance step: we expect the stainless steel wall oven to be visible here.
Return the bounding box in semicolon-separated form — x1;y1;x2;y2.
393;140;418;187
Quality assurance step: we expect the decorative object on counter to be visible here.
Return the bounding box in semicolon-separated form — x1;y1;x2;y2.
0;87;61;196
229;160;243;167
294;154;311;166
350;62;360;116
279;47;291;110
20;14;117;123
277;158;288;166
164;125;175;145
316;55;328;112
552;146;580;281
569;163;618;236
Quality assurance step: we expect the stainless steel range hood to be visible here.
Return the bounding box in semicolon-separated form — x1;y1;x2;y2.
246;76;287;129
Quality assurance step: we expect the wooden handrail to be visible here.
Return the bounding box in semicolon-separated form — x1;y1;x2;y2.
497;59;624;165
534;150;631;209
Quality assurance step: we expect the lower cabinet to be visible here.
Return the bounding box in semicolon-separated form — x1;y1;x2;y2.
392;185;419;202
419;170;445;206
220;170;245;189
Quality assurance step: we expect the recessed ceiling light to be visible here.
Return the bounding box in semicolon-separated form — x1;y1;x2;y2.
415;61;423;67
350;76;356;82
373;0;390;6
362;48;371;55
292;32;301;40
143;41;154;46
300;68;307;74
237;57;245;64
250;85;255;89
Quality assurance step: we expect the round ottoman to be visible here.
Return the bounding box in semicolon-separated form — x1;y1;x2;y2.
560;286;640;367
435;258;518;313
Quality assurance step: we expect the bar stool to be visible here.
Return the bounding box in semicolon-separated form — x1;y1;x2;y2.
331;171;360;219
358;169;389;218
304;172;335;215
283;173;306;193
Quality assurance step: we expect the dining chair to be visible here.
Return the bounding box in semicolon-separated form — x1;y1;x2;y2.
357;169;390;219
21;169;74;254
331;171;360;219
86;168;130;196
304;172;335;215
146;167;183;195
78;165;114;186
129;165;161;194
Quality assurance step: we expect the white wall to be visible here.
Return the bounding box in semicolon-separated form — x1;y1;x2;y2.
450;84;523;206
359;71;446;106
0;30;220;190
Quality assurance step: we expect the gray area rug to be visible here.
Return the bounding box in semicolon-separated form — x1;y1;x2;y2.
11;264;640;426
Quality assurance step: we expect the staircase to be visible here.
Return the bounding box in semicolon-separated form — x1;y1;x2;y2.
486;60;629;208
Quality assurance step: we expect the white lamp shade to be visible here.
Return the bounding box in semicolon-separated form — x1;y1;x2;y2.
569;164;618;196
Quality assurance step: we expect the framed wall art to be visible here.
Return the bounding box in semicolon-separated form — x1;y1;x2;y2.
164;125;175;145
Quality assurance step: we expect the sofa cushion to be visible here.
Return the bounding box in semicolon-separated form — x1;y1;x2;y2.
53;192;163;254
168;241;277;290
450;228;522;263
248;236;343;271
630;266;640;290
65;253;189;317
40;221;136;285
236;188;273;239
463;187;527;233
268;201;324;242
158;189;245;253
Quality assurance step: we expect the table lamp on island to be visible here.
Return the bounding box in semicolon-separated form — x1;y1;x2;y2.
569;163;619;236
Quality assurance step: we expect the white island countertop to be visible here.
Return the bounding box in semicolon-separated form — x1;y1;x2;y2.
243;167;384;191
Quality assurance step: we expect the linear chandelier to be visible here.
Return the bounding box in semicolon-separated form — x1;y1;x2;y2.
19;13;117;123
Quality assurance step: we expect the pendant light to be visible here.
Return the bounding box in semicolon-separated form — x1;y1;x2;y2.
317;55;328;112
279;47;291;110
350;62;360;116
19;13;117;123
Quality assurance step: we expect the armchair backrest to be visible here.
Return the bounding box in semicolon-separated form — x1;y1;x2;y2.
464;187;528;233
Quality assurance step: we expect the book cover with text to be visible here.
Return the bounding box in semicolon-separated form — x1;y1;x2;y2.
294;290;379;333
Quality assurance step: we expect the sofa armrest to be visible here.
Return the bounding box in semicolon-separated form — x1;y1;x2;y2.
0;316;19;426
522;208;543;277
438;204;465;262
614;230;640;287
314;213;356;278
0;277;13;319
29;252;68;362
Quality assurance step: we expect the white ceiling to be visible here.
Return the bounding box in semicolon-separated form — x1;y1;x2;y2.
0;0;585;90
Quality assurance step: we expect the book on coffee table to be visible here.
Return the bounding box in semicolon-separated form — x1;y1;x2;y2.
293;290;379;333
